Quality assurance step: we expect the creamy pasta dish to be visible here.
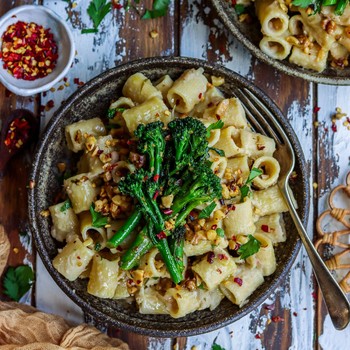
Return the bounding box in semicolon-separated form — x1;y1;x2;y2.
49;68;289;318
238;0;350;72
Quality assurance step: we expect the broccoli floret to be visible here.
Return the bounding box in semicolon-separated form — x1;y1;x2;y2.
171;164;222;216
167;117;208;175
118;168;183;284
134;121;165;180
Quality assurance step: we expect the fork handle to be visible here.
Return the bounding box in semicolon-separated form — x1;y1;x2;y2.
281;186;350;330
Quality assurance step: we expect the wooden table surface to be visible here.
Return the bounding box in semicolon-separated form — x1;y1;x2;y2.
1;1;349;349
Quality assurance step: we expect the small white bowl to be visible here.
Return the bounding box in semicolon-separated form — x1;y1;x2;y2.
0;5;75;96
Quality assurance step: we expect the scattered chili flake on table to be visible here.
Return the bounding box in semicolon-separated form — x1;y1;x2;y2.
271;315;284;323
0;21;58;80
4;117;30;153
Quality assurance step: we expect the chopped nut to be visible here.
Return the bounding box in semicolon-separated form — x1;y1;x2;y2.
40;210;50;217
149;29;159;39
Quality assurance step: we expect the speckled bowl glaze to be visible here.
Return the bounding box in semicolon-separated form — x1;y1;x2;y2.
211;0;350;86
29;57;309;337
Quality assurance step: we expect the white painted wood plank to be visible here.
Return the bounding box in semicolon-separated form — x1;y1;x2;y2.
316;85;350;348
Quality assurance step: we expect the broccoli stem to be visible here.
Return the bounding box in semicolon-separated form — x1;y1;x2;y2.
106;209;143;248
169;228;185;275
120;225;153;270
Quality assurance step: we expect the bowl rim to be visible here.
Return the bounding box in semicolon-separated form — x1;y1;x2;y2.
211;0;350;86
0;4;75;96
28;56;309;337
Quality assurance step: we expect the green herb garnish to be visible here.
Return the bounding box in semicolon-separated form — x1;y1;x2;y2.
212;344;226;350
234;4;246;16
237;234;261;260
60;199;72;212
209;147;225;157
3;265;34;302
142;0;170;19
206;120;224;138
90;204;108;228
198;201;216;219
240;167;263;201
82;0;112;34
216;228;225;237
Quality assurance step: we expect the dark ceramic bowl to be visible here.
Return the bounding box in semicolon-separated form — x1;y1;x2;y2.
211;0;350;85
28;56;309;337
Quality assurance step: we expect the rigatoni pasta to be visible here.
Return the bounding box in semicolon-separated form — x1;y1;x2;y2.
239;1;350;72
48;68;290;318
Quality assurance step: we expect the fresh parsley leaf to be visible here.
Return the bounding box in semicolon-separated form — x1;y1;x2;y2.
60;199;72;212
216;228;225;237
206;120;224;138
90;204;108;228
142;0;170;19
212;344;226;350
83;0;112;33
240;167;263;201
234;4;246;15
237;234;261;260
198;282;205;290
292;0;314;7
209;147;225;157
3;265;34;302
198;201;216;219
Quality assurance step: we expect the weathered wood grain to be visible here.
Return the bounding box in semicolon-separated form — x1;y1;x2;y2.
0;0;37;305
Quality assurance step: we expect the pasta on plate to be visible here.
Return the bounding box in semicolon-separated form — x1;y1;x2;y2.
49;68;289;318
239;0;350;72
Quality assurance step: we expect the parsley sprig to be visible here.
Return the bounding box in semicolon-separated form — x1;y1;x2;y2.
237;234;261;260
90;204;108;228
291;0;348;15
142;0;170;19
240;167;263;201
3;265;34;301
198;201;217;219
82;0;112;34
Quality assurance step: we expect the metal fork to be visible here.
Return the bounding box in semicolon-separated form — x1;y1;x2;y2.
235;87;350;330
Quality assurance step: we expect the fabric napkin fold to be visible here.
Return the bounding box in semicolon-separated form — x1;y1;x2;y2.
0;301;129;350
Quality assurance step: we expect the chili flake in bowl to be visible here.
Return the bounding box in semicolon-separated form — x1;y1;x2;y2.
1;21;58;81
0;5;74;96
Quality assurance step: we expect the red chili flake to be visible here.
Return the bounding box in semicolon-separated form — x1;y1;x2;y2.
227;204;236;211
1;21;58;80
126;139;135;145
207;251;215;264
324;127;329;132
156;231;166;240
74;78;80;85
264;304;275;311
163;208;173;215
231;0;237;6
45;100;54;111
153;190;159;200
331;123;337;132
234;243;241;251
261;224;270;233
114;3;123;9
233;277;243;286
216;268;222;274
198;92;203;99
211;224;218;230
313;106;321;113
271;316;284;323
255;334;262;339
97;149;103;156
218;253;228;260
231;235;237;241
257;144;266;150
216;114;221;120
347;117;350;123
188;210;197;221
293;312;298;317
153;174;160;182
77;256;81;260
4;117;30;152
136;280;141;284
127;279;135;286
311;291;318;300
